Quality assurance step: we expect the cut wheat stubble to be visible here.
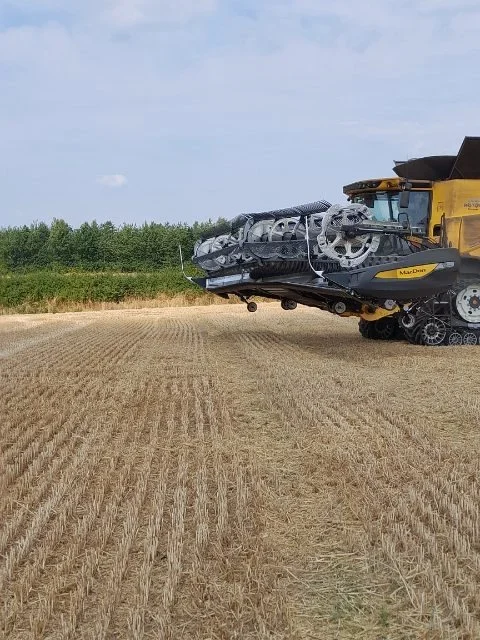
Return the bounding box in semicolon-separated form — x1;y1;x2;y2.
2;306;480;639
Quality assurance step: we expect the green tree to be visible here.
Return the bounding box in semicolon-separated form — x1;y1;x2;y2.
98;221;116;268
48;219;74;267
74;221;102;268
0;216;228;272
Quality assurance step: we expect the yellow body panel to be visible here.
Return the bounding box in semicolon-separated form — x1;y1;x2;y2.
430;180;480;256
375;263;438;280
360;305;400;321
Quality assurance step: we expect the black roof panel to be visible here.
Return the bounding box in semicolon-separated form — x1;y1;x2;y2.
393;136;480;181
393;155;456;181
449;136;480;179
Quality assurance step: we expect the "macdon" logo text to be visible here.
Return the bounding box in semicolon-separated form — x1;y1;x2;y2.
399;267;428;276
374;263;438;279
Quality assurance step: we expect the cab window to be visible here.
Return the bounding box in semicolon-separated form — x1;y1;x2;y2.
352;191;429;231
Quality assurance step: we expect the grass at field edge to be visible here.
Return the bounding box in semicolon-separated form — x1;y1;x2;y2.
0;293;247;315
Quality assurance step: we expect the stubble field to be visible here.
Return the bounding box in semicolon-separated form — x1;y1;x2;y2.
1;304;480;639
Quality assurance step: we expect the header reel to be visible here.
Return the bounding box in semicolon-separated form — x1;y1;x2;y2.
318;204;381;267
193;202;383;273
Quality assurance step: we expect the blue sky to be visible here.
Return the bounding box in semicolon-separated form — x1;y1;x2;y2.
1;0;480;227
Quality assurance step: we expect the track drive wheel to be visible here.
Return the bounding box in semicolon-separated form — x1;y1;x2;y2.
358;317;402;341
405;317;447;346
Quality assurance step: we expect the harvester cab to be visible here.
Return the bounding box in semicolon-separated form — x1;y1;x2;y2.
345;135;480;257
345;178;429;233
190;137;480;346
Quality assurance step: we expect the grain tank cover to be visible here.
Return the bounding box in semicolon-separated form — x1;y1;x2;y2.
449;136;480;179
392;136;480;181
393;156;456;181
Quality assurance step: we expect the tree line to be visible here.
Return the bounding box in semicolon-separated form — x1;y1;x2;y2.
0;219;224;272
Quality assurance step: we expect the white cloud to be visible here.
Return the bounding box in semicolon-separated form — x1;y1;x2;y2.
97;174;128;188
417;0;479;10
1;0;217;30
107;1;144;28
104;0;217;28
0;23;75;66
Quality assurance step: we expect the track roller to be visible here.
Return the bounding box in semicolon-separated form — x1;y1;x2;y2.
448;332;463;346
463;331;478;345
401;313;416;329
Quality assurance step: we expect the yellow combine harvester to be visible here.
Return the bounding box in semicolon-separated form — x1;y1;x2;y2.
191;137;480;346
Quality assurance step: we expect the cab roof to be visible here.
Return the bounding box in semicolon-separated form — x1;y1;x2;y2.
343;178;430;195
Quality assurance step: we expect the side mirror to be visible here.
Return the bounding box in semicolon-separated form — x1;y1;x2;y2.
398;212;410;229
399;190;411;209
364;194;374;208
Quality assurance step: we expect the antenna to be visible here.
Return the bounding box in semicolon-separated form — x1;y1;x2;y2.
304;216;325;278
178;244;194;283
